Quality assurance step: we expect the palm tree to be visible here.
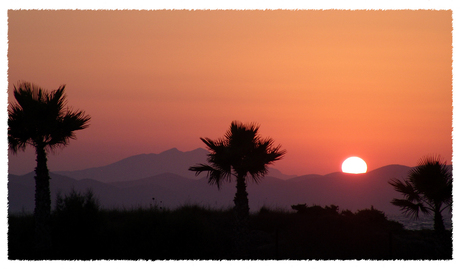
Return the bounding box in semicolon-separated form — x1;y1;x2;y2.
189;121;285;239
388;156;452;232
8;82;91;255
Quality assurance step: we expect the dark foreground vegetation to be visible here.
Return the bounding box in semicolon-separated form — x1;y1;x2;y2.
8;191;452;260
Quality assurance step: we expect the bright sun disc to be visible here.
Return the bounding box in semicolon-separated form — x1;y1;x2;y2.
342;157;367;174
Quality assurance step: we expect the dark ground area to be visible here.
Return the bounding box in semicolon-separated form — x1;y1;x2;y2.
8;201;452;260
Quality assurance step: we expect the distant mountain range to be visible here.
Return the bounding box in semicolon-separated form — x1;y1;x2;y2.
53;148;297;182
8;148;429;217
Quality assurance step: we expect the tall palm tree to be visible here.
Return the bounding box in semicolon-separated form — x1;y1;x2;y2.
8;82;91;255
388;156;452;232
189;121;286;237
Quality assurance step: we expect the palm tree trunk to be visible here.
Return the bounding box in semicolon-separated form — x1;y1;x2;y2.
233;174;249;225
434;206;446;232
34;143;52;257
233;174;249;257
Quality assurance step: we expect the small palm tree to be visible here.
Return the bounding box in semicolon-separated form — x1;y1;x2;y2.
8;82;91;255
189;121;285;241
388;156;452;232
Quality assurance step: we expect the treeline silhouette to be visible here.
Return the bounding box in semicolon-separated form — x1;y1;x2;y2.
8;190;452;260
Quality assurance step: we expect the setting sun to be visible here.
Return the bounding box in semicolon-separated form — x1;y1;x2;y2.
342;157;368;174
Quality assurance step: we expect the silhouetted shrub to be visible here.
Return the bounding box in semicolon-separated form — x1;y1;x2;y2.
8;213;35;259
341;209;354;217
291;203;307;212
8;203;449;260
258;205;272;215
51;189;101;259
354;206;388;224
291;204;340;217
324;204;339;214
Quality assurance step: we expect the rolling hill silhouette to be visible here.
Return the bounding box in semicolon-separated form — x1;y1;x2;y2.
9;147;428;217
53;147;295;182
53;148;209;182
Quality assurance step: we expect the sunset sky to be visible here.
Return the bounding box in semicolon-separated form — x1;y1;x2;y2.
6;9;453;176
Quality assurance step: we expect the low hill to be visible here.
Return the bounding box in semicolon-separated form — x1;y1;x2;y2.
9;164;421;216
53;148;296;182
53;148;209;182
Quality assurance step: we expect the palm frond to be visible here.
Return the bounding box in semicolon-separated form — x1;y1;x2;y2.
47;109;91;150
388;178;421;202
200;137;218;150
390;198;428;219
246;138;286;182
189;164;231;189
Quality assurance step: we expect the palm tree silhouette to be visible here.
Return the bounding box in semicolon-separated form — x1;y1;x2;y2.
389;156;452;232
189;121;285;247
8;82;91;255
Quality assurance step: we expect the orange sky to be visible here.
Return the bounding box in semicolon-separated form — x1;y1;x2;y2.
7;10;452;176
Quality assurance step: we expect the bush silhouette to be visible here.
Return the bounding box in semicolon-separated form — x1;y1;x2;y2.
354;206;388;224
291;203;339;217
8;203;450;260
51;189;101;259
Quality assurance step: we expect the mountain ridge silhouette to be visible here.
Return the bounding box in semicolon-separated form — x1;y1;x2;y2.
10;148;451;218
53;147;296;182
9;164;420;216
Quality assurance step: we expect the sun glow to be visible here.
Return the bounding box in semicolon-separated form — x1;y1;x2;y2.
342;157;367;174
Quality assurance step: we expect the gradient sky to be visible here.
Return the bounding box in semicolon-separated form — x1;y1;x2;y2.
7;10;452;176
